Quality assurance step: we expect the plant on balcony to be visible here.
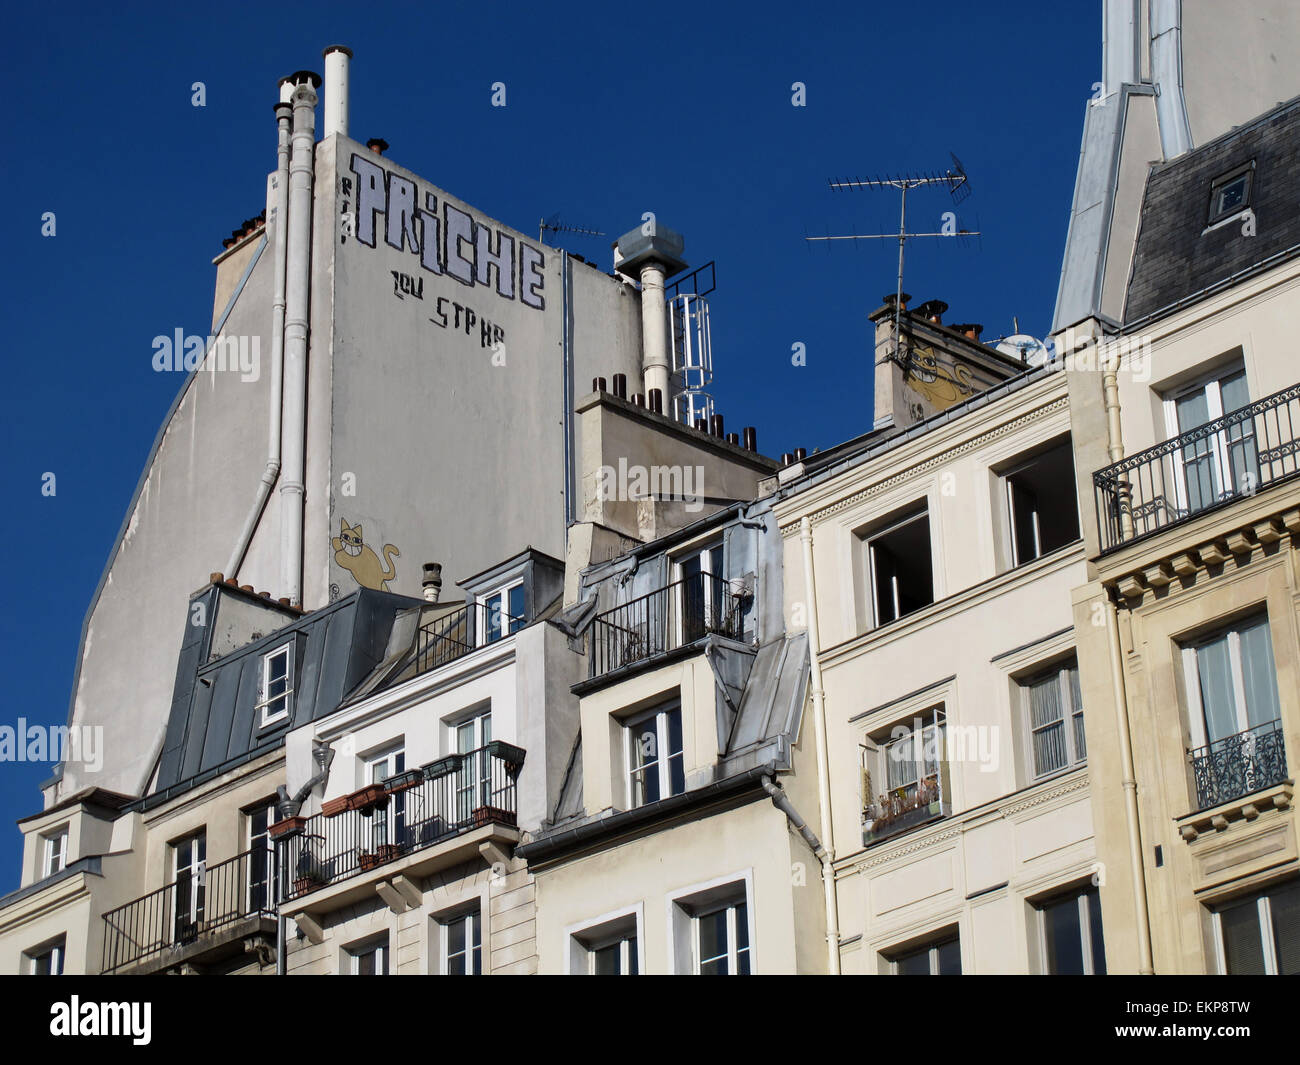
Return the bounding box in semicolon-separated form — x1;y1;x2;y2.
357;843;404;871
293;843;327;895
421;753;463;781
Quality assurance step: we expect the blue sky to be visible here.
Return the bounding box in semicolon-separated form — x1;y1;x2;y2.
0;1;1096;888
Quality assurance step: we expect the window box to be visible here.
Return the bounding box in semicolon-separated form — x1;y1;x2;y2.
322;783;388;818
382;768;424;795
486;740;527;777
357;843;404;871
863;778;949;846
422;754;464;781
471;804;516;828
268;815;308;840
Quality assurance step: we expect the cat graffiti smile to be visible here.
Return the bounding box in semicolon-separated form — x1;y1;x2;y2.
332;519;400;591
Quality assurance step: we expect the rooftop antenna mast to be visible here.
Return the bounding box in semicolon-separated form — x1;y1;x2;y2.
538;213;606;245
808;153;978;374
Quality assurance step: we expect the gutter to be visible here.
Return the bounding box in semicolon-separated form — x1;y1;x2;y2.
517;764;772;865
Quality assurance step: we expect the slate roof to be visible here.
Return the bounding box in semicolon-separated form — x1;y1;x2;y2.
1125;96;1300;324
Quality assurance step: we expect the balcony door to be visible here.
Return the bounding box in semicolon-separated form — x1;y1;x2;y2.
172;832;206;943
455;710;493;823
676;543;724;645
1165;366;1257;516
367;748;406;851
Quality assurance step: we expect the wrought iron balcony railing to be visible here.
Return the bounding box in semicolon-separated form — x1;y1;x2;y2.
276;742;524;901
1094;382;1300;552
1190;719;1288;812
100;848;274;974
411;602;525;677
589;572;743;678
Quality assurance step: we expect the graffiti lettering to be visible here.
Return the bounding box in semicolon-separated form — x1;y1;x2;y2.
392;271;424;300
428;296;506;351
351;153;544;309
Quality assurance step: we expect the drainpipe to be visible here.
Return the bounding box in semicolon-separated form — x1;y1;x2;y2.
798;516;841;974
280;72;320;607
274;741;335;976
225;87;293;581
1098;337;1154;974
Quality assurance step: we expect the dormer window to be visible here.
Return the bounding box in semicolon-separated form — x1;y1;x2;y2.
1207;164;1253;225
256;645;294;726
42;827;68;878
479;581;525;645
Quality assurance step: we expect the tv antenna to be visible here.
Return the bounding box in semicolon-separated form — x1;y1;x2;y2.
807;153;979;374
538;213;606;245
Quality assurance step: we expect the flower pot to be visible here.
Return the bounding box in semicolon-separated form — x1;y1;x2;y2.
487;740;527;777
471;805;516;828
293;875;324;896
268;815;307;839
357;844;402;871
383;769;424;795
422;754;463;781
321;795;351;818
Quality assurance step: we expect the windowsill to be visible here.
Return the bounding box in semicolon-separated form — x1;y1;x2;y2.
862;801;950;847
1176;779;1295;842
1201;208;1252;236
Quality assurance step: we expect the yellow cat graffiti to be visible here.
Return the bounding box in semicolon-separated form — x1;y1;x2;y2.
332;518;400;591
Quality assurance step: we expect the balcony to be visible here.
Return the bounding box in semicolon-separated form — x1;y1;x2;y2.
410;602;525;677
1094;382;1300;552
275;742;524;903
589;572;743;678
862;774;950;847
100;849;275;974
1190;719;1289;811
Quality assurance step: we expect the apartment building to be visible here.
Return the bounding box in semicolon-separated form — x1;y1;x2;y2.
1063;97;1300;976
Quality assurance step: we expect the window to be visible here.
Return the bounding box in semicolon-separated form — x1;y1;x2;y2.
256;645;294;726
367;747;406;848
42;827;68;878
1022;661;1086;779
1182;613;1284;808
454;709;493;822
675;542;727;643
625;701;684;807
1002;439;1080;566
863;509;933;627
172;831;206;943
26;938;64;976
1164;363;1257;516
1207;164;1253;224
246;801;279;912
441;910;482;975
862;707;948;844
693;899;750;975
570;913;640;975
1036;885;1106;975
1213;880;1299;975
889;932;961;975
349;936;389;975
480;582;525;644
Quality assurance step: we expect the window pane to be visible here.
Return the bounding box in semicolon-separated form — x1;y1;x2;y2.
1086;887;1107;975
508;584;526;632
1068;666;1087;760
593;942;620;975
1237;617;1281;729
1029;673;1067;775
698;909;729;973
1042;895;1085;975
1220;898;1266;975
1009;477;1040;564
627;936;639;975
894;948;930;975
935;938;962;975
1268;882;1300;976
1195;634;1239;743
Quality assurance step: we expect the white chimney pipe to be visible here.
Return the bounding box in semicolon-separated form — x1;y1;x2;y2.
322;45;351;139
639;261;671;400
281;72;319;606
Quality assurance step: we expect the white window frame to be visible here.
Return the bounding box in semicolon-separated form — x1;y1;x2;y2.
693;897;750;976
1181;614;1280;751
624;701;684;808
171;831;206;940
672;540;725;639
42;827;68;878
440;909;482;975
478;580;525;646
451;708;493;820
1162;364;1252;514
1210;880;1297;975
1021;661;1086;780
865;510;932;627
365;745;406;849
256;644;294;727
348;937;389;975
27;939;65;975
887;931;961;975
566;904;644;975
1035;885;1105;975
667;870;755;975
870;707;946;807
245;800;279;912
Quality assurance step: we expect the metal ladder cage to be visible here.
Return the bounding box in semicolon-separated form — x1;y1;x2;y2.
669;292;714;428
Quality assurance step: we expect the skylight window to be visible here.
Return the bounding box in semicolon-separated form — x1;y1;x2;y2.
1207;164;1253;224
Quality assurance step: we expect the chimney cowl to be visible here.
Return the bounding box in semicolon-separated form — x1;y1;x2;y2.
366;137;389;155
